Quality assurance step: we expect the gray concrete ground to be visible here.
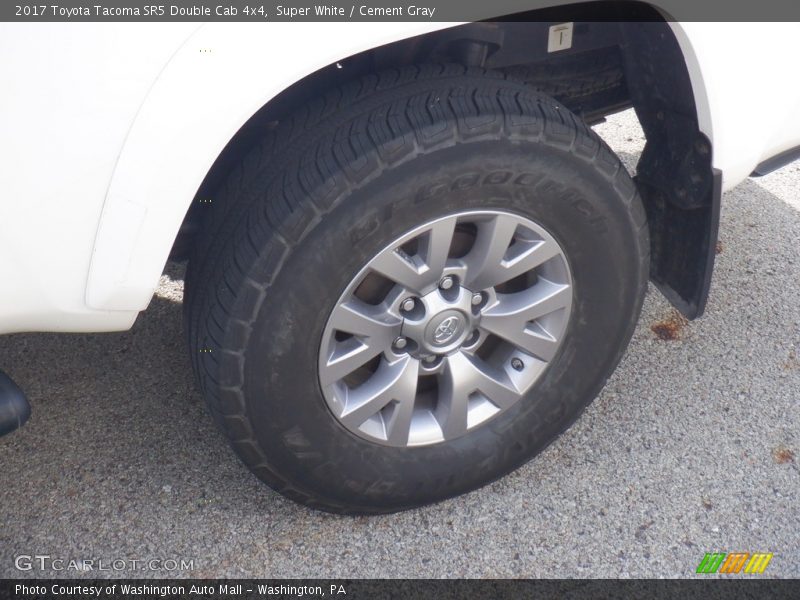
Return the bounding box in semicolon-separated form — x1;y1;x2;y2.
1;110;798;578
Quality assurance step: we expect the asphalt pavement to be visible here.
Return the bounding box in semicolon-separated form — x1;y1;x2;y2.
1;109;798;578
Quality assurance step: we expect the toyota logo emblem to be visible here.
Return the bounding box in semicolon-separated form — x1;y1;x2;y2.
433;316;461;344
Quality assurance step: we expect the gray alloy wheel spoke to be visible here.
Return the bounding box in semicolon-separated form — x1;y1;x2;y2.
438;351;521;438
421;216;458;278
384;366;420;445
369;216;458;295
498;238;562;286
339;355;419;442
463;214;519;290
320;341;384;387
328;298;401;338
368;250;430;295
465;214;562;290
320;300;401;386
319;210;573;447
480;280;572;361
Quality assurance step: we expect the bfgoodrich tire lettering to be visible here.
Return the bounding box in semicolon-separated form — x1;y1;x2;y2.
185;65;649;514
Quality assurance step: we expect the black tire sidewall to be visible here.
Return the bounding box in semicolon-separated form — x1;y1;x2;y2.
240;139;642;511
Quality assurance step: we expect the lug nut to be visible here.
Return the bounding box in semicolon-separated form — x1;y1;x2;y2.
401;298;416;312
393;337;408;350
471;292;484;306
511;357;524;371
423;355;438;364
439;276;454;290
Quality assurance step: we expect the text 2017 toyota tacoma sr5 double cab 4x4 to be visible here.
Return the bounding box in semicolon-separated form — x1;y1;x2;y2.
1;11;799;513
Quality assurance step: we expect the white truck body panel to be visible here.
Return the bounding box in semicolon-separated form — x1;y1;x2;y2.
1;21;799;334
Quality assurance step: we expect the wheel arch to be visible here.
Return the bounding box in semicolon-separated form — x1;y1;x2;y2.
87;4;715;318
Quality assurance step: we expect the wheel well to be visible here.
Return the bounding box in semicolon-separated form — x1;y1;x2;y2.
173;1;718;319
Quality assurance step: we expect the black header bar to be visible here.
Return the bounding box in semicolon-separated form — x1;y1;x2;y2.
4;0;800;22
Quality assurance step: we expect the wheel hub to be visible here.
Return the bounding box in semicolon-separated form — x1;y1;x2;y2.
401;286;478;357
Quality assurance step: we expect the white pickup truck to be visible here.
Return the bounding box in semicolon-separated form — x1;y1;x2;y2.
2;11;799;513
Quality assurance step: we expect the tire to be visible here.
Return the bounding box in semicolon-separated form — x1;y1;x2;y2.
185;65;648;514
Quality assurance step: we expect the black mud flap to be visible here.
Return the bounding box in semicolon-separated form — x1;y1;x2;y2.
636;168;722;319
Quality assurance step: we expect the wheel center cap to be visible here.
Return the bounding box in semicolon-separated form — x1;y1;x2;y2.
429;312;465;346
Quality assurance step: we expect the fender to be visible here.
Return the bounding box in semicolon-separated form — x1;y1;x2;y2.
86;22;452;310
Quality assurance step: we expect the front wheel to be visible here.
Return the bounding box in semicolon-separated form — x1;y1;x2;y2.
186;65;649;514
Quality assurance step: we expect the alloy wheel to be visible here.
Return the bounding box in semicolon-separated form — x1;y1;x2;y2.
319;210;573;447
